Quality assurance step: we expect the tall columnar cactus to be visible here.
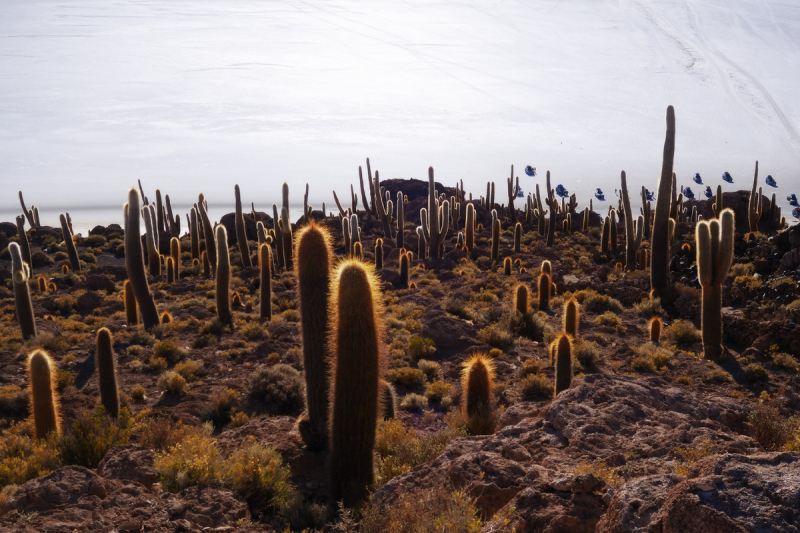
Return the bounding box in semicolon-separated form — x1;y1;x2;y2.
375;238;384;270
165;194;177;237
490;210;500;260
514;283;528;314
697;209;735;360
649;317;662;343
198;194;217;276
640;186;652;240
60;213;81;272
19;191;37;227
166;257;175;284
451;197;461;232
328;260;385;508
545;171;557;247
554;334;573;395
349;214;361;257
416;227;427;259
16;215;33;270
215;225;232;327
295;223;333;451
712;185;723;217
620;171;643;270
396;191;405;249
399;251;409;286
465;203;475;252
420;167;450;259
513;222;522;253
190;207;200;260
374;170;395;240
609;208;618;253
534;183;547;235
124;189;160;330
234;184;252;268
601;215;611;253
281;183;294;270
155;189;165;233
507;166;517;224
538;272;551;311
564;298;579;338
748;161;762;233
96;327;119;418
651;106;676;296
141;206;160;276
272;203;284;269
28;350;61;439
170;237;180;280
123;279;138;326
582;207;589;231
461;353;496;435
259;244;272;321
10;243;36;340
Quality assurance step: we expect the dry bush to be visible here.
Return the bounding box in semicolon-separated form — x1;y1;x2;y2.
359;487;481;533
662;319;701;346
748;403;796;451
518;374;553;401
247;364;304;415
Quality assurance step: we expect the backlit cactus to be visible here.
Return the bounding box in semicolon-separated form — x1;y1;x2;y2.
189;207;200;260
564;298;579;338
748;161;762;233
503;257;511;276
328;260;385;508
124;189;160;330
465;203;475;252
712;185;723;218
375;238;384;270
513;283;528;314
651;106;676;296
295;223;333;451
396;191;404;249
96;327;119;418
234;184;252;268
420;167;450;259
697;208;735;360
538;272;551;311
215;225;233;327
60;213;81;272
259;244;272;321
399;251;409;286
507;166;517;224
461;353;496;435
620;171;643;270
198;193;217;277
123;279;138;326
554;334;573;395
380;380;396;419
170;237;180;280
649;317;662;343
545;171;557;247
28;349;61;439
16;215;32;270
166;257;175;284
10;242;36;340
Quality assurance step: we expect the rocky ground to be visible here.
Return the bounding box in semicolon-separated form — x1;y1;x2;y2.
1;178;799;532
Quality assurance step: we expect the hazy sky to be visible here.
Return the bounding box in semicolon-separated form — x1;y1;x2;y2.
1;0;798;223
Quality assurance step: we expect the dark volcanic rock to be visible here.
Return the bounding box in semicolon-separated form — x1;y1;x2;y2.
96;445;159;488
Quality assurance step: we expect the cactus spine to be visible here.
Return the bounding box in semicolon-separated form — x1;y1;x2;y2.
461;353;496;435
259;244;272;321
328;260;384;508
538;272;551;311
465;203;475;252
295;223;333;451
564;298;579;338
649;317;662;343
11;243;36;340
554;334;573;395
95;327;119;418
59;213;81;272
697;208;735;360
513;222;522;253
124;189;160;330
16;215;32;270
514;284;528;314
28;350;61;439
215;225;232;327
748;161;762;233
198;194;217;277
375;238;384;270
651;106;676;296
234;184;252;268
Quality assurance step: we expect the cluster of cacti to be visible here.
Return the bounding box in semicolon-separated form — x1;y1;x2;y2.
420;167;450;259
15;215;33;270
697;209;735;360
651;106;676;296
124;188;160;330
295;223;333;451
215;225;233;327
620;171;644;270
197;194;216;277
19;191;41;228
461;353;496;435
373;168;395;240
328;260;385;507
28;350;61;439
11;242;36;340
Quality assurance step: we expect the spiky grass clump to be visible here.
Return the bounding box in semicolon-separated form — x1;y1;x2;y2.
327;259;385;508
28;349;61;439
294;222;333;451
460;353;496;435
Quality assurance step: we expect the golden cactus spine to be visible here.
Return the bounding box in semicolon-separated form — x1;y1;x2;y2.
697;208;735;359
564;298;579;338
375;238;384;270
465;203;475;252
538;272;551;311
96;328;119;418
554;334;572;395
649;317;662;343
461;353;496;435
28;350;61;439
124;189;160;330
215;225;232;327
295;223;333;451
513;284;528;314
328;260;385;508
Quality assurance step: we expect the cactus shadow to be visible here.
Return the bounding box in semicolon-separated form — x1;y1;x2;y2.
73;352;95;389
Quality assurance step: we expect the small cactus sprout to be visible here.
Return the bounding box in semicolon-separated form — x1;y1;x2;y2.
215;225;233;327
295;222;333;451
563;298;579;338
161;311;172;324
554;334;573;395
461;353;496;435
96;328;119;418
538;272;551;311
10;243;36;340
62;264;69;274
232;291;242;307
504;257;512;276
399;251;409;286
649;317;662;343
353;241;363;260
48;282;56;293
328;260;385;508
28;349;61;439
259;244;272;321
697;208;735;360
513;222;522;253
541;260;552;276
38;276;47;293
513;284;529;314
380;380;396;420
375;238;384;270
